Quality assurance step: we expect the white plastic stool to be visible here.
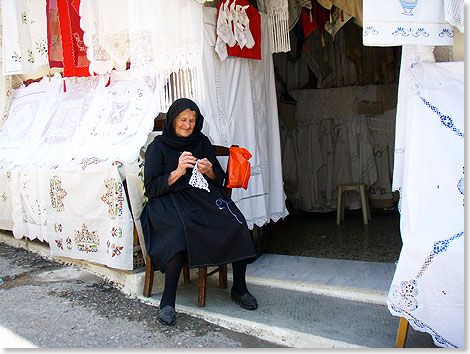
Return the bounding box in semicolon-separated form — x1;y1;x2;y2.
336;183;371;225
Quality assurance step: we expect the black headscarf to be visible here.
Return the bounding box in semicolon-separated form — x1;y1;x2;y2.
156;98;205;150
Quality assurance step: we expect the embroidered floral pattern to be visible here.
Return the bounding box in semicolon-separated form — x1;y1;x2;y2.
54;223;63;233
80;157;107;170
388;231;463;347
419;95;464;138
74;223;100;253
50;175;67;212
101;178;124;219
363;26;379;36
107;240;123;257
438;28;454;38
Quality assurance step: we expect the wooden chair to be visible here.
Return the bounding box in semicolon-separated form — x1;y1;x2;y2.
143;142;235;307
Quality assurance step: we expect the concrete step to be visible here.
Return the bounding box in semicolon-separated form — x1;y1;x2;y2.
139;254;437;348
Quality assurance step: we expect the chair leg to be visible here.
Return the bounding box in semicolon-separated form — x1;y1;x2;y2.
336;186;343;225
143;255;155;297
219;264;228;289
359;185;369;225
198;267;207;307
183;257;191;284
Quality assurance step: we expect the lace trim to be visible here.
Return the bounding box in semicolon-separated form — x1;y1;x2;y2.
189;160;210;192
101;30;130;71
265;0;290;53
245;210;289;230
444;0;464;33
213;50;229;146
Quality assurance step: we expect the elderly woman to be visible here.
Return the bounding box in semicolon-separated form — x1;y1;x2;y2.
140;98;258;326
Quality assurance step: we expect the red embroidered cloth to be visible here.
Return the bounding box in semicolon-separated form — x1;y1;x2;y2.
57;0;90;77
47;0;64;68
217;0;262;60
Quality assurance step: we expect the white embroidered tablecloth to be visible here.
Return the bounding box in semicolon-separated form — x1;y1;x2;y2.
388;60;464;348
2;0;49;75
363;0;455;47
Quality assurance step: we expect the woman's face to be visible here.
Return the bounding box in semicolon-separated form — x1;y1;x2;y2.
173;108;196;138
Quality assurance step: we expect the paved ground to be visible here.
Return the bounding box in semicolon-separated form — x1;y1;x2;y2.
0;241;284;349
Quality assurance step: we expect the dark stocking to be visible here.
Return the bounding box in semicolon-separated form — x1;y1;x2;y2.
160;251;186;309
231;259;248;295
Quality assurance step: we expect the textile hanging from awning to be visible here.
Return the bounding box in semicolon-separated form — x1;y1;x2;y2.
254;0;291;53
57;0;91;77
128;0;204;113
200;7;289;229
2;0;49;75
363;0;455;47
46;0;64;69
80;0;130;75
389;53;464;347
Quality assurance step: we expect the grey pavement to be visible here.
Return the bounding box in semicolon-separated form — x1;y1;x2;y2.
0;241;283;349
0;240;437;349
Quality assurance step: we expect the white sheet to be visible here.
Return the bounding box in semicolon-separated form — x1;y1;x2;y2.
387;60;464;348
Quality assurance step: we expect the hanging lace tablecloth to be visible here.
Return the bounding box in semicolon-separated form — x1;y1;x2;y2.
363;0;455;47
80;0;130;75
200;7;288;229
128;0;203;113
2;0;49;75
443;0;464;33
388;60;464;348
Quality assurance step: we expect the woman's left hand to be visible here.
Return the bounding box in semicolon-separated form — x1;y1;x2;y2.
197;158;212;174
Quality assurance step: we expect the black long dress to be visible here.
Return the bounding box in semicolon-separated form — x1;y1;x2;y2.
140;135;256;272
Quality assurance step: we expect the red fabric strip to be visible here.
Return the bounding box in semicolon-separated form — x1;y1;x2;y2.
57;0;90;77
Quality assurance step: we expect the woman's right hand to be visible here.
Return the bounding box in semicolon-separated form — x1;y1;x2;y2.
168;151;196;186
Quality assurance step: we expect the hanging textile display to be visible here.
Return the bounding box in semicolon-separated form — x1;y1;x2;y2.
80;0;129;75
200;7;289;229
363;0;455;47
46;159;134;271
443;0;464;33
215;0;261;61
0;166;13;230
2;0;49;75
317;0;363;27
324;6;352;40
46;0;64;68
263;0;291;53
128;0;203;113
389;57;464;347
57;0;91;77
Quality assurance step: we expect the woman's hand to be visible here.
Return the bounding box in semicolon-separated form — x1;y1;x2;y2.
197;158;216;181
168;151;196;186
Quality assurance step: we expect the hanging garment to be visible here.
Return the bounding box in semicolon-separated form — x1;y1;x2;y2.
2;0;49;75
363;0;455;46
57;0;91;77
388;60;464;348
317;0;363;27
324;6;352;40
46;0;64;68
200;7;289;229
128;0;204;113
256;0;291;53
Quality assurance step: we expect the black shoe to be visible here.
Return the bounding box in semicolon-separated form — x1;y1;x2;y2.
231;288;258;310
158;305;176;326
